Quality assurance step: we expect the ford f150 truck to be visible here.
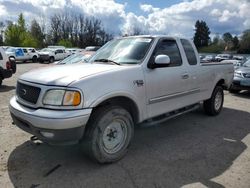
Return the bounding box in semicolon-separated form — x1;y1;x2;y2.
9;36;234;163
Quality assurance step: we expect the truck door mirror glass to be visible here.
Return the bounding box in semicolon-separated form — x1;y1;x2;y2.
155;55;170;65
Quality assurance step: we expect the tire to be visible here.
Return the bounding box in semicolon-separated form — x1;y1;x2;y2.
32;56;37;63
204;86;224;116
49;56;54;63
0;77;2;86
81;105;134;163
10;59;16;74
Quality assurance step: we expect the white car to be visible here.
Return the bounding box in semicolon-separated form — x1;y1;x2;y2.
10;36;234;163
0;47;16;86
5;47;39;62
38;48;68;63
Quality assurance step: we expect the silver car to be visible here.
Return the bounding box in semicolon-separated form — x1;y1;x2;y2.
229;60;250;93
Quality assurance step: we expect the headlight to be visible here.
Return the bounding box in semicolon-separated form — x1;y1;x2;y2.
234;72;242;77
43;89;81;106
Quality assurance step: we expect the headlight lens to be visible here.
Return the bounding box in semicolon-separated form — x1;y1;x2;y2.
235;72;242;77
43;89;81;106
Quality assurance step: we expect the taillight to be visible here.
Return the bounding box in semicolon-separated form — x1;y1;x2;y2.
6;61;11;70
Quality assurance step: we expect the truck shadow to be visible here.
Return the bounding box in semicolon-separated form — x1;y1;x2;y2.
7;108;250;188
229;90;250;99
0;85;16;92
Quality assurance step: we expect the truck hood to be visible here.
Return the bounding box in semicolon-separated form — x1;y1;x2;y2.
19;63;125;86
236;67;250;73
38;51;50;55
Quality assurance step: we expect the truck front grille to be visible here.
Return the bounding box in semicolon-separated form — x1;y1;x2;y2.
242;73;250;78
16;82;41;104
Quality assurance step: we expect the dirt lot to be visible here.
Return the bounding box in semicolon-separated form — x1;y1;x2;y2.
0;63;250;188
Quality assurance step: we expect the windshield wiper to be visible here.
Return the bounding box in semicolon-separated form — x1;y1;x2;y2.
94;59;120;65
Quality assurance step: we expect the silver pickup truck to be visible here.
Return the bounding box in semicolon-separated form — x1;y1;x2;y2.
9;36;234;163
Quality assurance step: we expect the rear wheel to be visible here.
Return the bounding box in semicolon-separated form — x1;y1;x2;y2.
32;56;37;63
81;105;134;163
204;86;224;116
0;77;2;86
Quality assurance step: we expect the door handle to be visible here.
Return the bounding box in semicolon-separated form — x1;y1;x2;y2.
181;74;189;79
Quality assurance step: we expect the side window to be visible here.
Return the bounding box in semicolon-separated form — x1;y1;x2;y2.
56;49;63;53
31;49;35;53
23;49;28;53
0;52;3;60
154;40;182;67
181;39;197;65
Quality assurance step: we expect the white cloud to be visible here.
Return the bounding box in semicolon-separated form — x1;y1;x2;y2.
0;0;249;37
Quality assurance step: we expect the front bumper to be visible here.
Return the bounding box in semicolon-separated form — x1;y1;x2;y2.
1;68;12;79
9;97;92;145
231;77;250;91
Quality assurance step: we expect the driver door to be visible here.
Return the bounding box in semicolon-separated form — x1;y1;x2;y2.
144;38;190;118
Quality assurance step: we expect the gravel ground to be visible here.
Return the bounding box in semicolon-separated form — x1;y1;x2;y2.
0;63;250;188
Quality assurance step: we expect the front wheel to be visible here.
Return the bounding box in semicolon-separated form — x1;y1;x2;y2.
81;106;134;163
204;86;224;116
49;56;54;63
32;56;38;63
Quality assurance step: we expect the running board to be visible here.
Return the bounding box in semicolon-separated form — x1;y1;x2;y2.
140;103;200;127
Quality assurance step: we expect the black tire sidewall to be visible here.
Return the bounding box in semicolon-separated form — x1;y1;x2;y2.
204;86;224;115
86;106;134;163
32;56;37;63
49;57;54;63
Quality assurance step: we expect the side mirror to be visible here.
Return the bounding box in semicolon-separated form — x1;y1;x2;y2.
155;55;170;65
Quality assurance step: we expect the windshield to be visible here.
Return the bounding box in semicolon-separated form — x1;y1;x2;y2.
89;37;153;65
40;48;53;52
243;60;250;67
6;47;16;53
57;53;88;65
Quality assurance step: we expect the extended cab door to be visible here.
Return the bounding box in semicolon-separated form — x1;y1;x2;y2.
144;38;191;118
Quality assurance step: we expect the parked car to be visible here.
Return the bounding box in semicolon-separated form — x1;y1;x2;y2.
38;48;68;63
229;59;250;93
9;36;233;163
233;55;246;61
215;54;232;62
201;55;216;63
221;59;244;69
5;47;39;62
85;46;100;51
0;47;16;86
54;51;95;65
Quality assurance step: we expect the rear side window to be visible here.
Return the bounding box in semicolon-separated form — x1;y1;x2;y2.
154;40;182;67
181;39;197;65
23;49;28;53
0;52;3;60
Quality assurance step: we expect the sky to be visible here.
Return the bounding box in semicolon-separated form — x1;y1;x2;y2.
0;0;250;38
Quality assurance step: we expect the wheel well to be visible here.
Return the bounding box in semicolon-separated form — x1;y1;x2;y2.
216;79;226;89
93;96;139;123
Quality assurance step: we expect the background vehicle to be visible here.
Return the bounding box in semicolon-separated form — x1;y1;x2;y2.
5;47;39;62
85;46;100;51
229;59;250;93
201;55;216;63
54;51;95;65
38;48;68;63
215;54;232;62
10;36;233;163
0;47;16;86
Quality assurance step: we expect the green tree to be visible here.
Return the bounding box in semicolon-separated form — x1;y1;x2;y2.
193;20;211;48
222;32;233;50
0;21;4;45
232;36;239;50
238;30;250;53
30;19;44;47
57;39;73;47
4;13;27;46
